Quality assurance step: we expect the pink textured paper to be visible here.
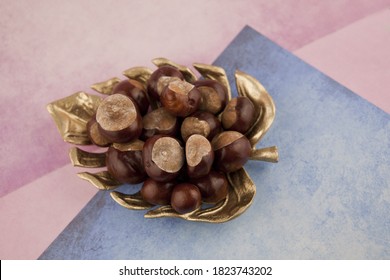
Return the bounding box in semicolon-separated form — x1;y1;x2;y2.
295;9;390;113
0;165;98;260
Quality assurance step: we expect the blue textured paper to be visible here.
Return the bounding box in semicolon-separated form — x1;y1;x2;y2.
40;26;390;259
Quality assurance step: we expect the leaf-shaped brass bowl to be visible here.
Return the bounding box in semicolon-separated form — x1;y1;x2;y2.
47;58;278;223
47;92;102;145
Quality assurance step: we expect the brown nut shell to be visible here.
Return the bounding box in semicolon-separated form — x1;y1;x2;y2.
140;178;175;205
160;79;201;117
106;142;147;184
194;79;228;115
147;65;184;101
171;183;201;214
96;94;142;143
221;96;256;134
142;107;179;139
142;135;185;182
181;111;222;142
191;170;228;204
86;115;111;147
212;131;252;173
186;135;214;179
112;79;150;115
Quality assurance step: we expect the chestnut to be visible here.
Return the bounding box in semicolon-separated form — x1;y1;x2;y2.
106;140;147;184
191;170;228;203
171;183;201;214
211;131;252;173
112;79;150;115
160;79;201;117
221;96;256;134
147;65;184;101
86;114;111;147
142;135;184;182
181;111;222;142
140;178;175;205
193;79;228;115
142;107;179;139
96;94;143;143
186;134;214;179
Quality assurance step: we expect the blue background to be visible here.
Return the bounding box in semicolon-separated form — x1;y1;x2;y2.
40;26;390;259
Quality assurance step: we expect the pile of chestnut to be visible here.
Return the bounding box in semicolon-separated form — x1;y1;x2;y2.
87;65;257;214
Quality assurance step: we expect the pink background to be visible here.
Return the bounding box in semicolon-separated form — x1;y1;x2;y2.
0;0;389;259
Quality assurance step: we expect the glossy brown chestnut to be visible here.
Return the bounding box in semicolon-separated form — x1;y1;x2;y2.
147;65;184;101
96;94;143;143
112;79;150;115
106;140;147;184
181;111;222;142
160;79;201;117
193;79;228;115
191;170;228;203
170;183;202;214
140;178;175;205
142;107;179;139
86;114;111;147
142;135;185;182
221;96;256;134
186;134;214;179
211;131;252;173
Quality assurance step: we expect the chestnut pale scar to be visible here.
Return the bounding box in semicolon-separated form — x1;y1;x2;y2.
181;117;211;141
221;98;238;129
143;107;176;130
152;137;184;173
88;120;111;146
186;135;212;167
113;139;144;151
211;131;243;151
157;76;181;95
96;94;137;131
198;86;222;114
168;79;194;95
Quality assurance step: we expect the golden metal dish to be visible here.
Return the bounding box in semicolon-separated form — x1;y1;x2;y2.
47;58;278;223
